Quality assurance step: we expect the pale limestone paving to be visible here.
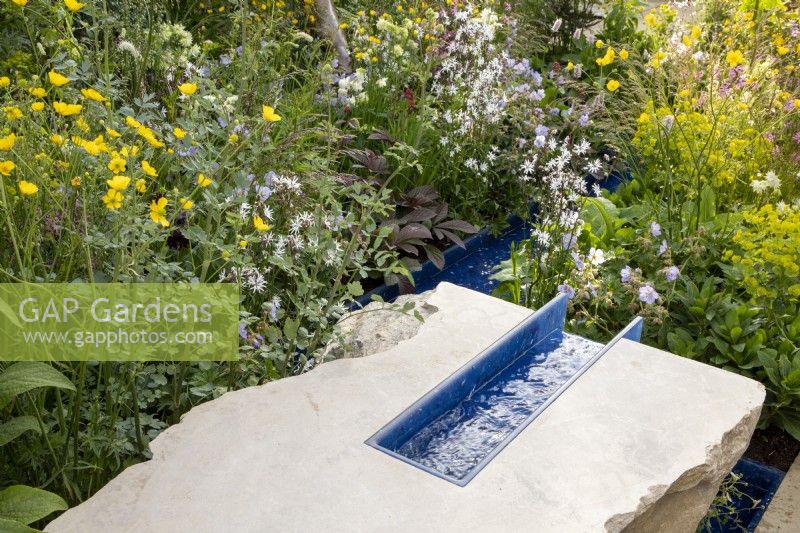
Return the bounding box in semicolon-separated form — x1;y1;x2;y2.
47;282;765;533
758;457;800;533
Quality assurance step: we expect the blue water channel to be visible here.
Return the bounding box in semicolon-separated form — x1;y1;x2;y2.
395;332;602;481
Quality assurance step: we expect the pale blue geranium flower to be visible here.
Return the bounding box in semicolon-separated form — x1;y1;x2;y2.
639;284;660;304
664;266;680;282
558;283;575;299
620;265;634;283
649;221;661;237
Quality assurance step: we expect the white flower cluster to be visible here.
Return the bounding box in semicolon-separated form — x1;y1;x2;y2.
750;170;782;194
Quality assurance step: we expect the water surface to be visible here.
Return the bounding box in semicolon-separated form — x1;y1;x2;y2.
395;332;602;480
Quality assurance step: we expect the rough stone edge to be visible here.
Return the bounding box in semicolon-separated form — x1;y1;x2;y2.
323;290;439;359
604;393;765;532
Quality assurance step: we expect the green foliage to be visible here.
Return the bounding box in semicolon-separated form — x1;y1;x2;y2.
0;486;68;528
0;364;75;409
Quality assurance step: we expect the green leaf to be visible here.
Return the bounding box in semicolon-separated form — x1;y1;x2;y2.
0;517;38;533
282;318;299;342
0;486;68;525
785;369;800;389
699;185;716;222
346;281;364;298
0;417;41;447
0;363;75;410
581;197;619;241
777;413;800;442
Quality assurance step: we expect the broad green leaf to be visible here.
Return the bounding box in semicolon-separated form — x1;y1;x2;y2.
282;318;299;342
0;486;68;525
581;197;618;241
0;517;38;533
0;363;75;410
0;417;41;447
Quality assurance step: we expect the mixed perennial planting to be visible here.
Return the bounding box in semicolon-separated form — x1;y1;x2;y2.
0;0;799;527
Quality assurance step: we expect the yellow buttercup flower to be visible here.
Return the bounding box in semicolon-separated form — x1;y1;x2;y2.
253;215;271;231
644;13;657;27
596;47;615;66
75;116;90;132
30;87;46;98
135;125;163;149
30;102;45;112
81;88;106;102
48;70;70;87
606;79;620;92
4;106;23;120
726;50;745;68
18;180;38;196
178;83;197;96
53;101;82;116
50;134;65;146
107;157;126;173
72;135;109;155
650;50;667;68
135;179;146;193
619;49;629;60
125;116;142;129
197;173;212;187
149;197;169;227
12;0;28;6
106;175;130;191
173;127;187;140
0;133;15;151
595;39;604;49
0;160;16;176
180;198;194;210
566;61;574;71
64;0;84;11
262;105;282;122
141;160;157;177
239;239;248;249
106;127;121;138
71;176;81;188
0;77;10;87
102;189;123;210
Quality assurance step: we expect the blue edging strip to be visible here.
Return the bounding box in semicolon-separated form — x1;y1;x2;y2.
365;294;643;486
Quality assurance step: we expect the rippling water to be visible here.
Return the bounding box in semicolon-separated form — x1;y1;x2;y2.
396;332;603;480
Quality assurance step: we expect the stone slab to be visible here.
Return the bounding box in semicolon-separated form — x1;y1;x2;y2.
758;456;800;532
47;282;765;533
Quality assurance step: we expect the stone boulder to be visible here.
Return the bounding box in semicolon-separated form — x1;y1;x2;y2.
323;291;438;359
47;282;764;533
